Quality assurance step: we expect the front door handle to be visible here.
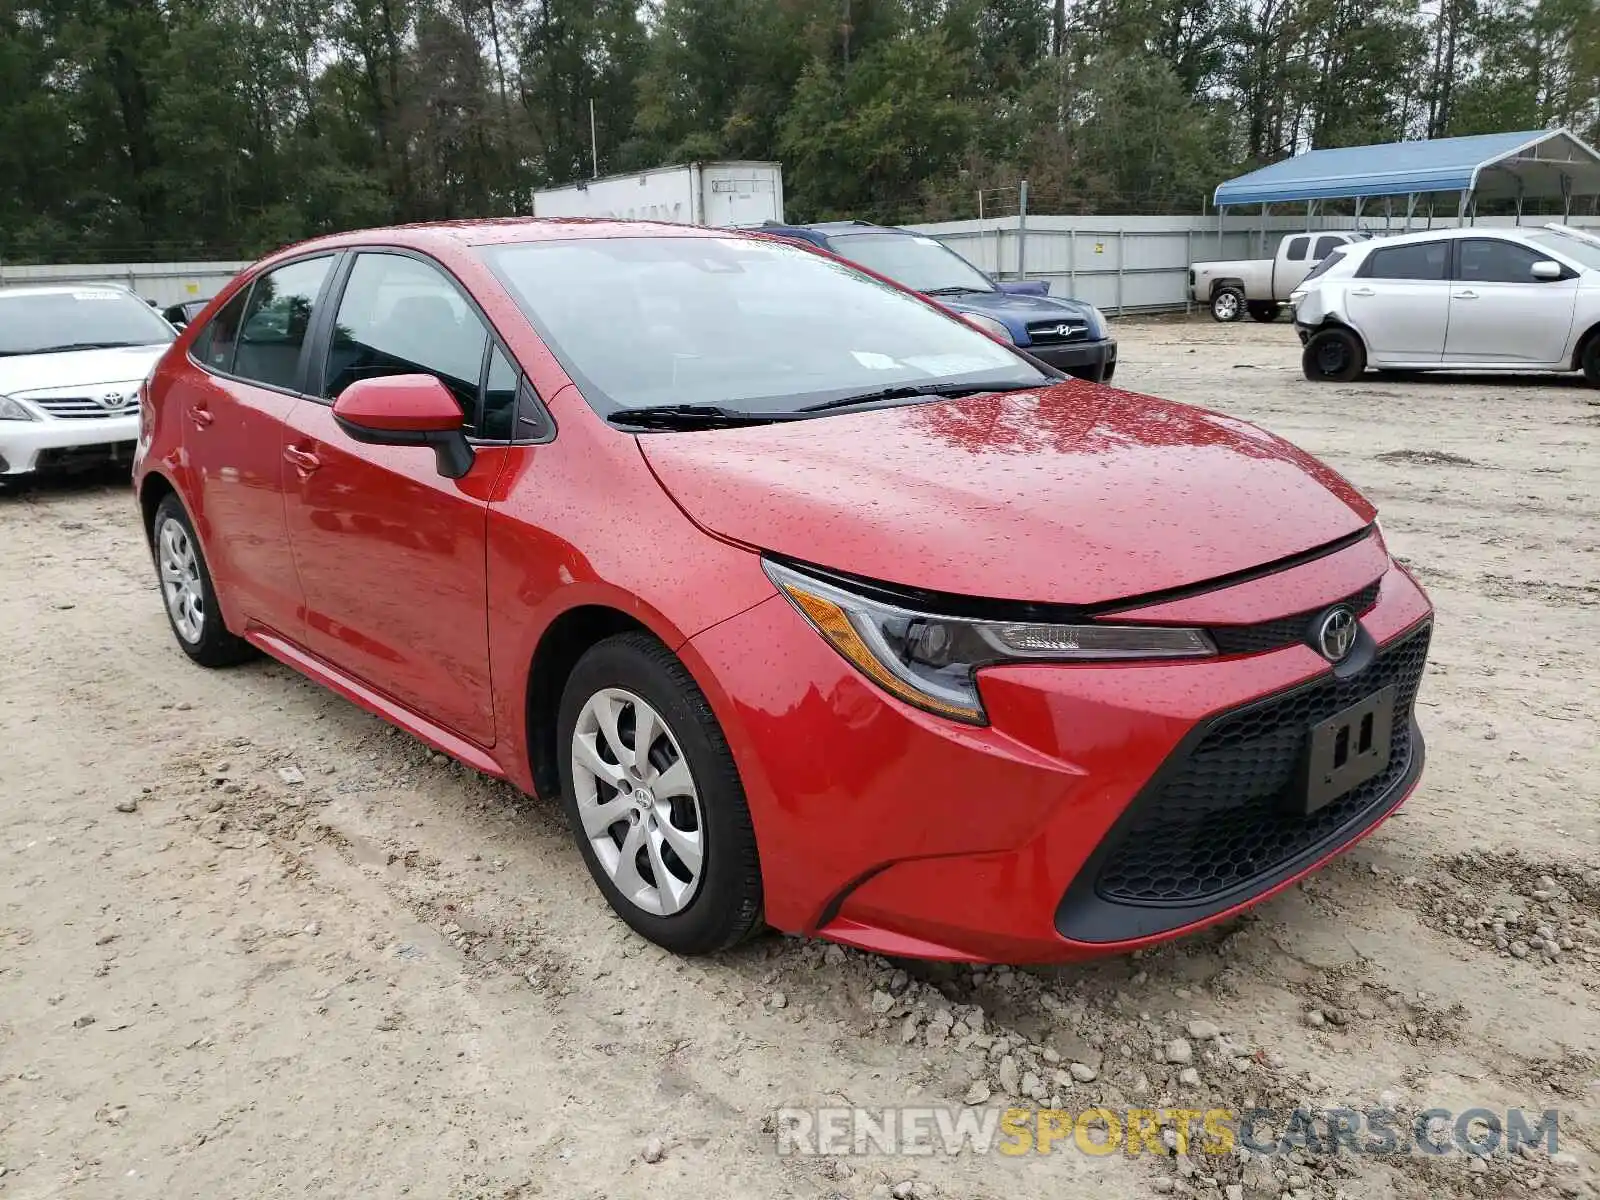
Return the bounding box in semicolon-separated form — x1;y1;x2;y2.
188;404;213;428
283;446;321;475
1454;290;1478;300
1350;287;1376;297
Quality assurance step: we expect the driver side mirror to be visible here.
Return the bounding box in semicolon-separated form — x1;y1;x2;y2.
1531;260;1564;281
332;374;475;479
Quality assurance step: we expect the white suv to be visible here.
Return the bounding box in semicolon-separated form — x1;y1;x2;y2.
1291;223;1600;384
0;284;176;478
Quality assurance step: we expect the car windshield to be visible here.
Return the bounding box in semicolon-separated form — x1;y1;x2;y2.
825;232;997;294
1527;230;1600;271
0;289;175;355
480;235;1045;417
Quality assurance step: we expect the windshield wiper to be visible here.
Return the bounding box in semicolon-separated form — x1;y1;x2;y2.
923;286;991;296
19;340;149;355
794;381;1042;414
610;403;788;430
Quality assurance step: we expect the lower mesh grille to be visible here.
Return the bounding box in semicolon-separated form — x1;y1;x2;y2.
1094;622;1430;906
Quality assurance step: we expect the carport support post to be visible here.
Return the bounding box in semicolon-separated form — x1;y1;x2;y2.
1515;178;1525;226
1017;179;1028;280
1561;173;1573;223
1404;193;1417;233
1353;196;1365;229
1217;204;1225;255
1458;190;1469;227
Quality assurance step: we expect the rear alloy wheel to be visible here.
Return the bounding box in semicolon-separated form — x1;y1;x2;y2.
151;494;255;667
1302;327;1367;382
1211;287;1245;323
1247;302;1282;324
557;633;762;955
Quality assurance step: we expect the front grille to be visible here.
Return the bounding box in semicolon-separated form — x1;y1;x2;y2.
1208;579;1381;656
35;441;136;472
31;394;137;419
1093;622;1430;906
1026;319;1090;346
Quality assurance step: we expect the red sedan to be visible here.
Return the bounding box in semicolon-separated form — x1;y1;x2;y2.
132;220;1432;962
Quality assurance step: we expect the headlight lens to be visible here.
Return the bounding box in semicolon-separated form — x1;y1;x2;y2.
764;560;1216;725
959;312;1014;343
0;394;35;421
1088;306;1109;336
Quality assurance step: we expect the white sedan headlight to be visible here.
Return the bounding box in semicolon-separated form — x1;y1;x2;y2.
764;560;1215;724
960;312;1015;344
0;394;36;421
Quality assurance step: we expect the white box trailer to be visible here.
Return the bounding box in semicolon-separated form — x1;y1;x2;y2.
532;161;784;228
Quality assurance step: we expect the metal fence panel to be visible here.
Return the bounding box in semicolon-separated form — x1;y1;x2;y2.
0;261;250;307
909;214;1600;312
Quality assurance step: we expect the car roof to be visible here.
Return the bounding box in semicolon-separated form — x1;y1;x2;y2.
0;282;137;299
266;217;743;258
1339;225;1555;252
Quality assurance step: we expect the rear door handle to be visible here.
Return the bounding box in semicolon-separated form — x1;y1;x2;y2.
188;404;213;428
1454;290;1478;300
1350;287;1375;297
283;446;321;474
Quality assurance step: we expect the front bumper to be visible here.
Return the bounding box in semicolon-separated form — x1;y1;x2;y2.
0;414;139;476
688;555;1432;963
1027;337;1117;383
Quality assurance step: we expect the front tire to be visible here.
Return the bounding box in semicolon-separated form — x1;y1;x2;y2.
1582;337;1600;387
1211;286;1245;322
556;633;763;955
151;494;255;667
1302;327;1367;382
1247;302;1282;324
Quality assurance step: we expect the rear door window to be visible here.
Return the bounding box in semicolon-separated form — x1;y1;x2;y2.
1359;241;1448;281
192;286;253;374
230;256;335;391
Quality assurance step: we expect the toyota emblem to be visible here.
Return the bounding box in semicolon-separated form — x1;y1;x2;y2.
98;390;132;411
1314;607;1358;663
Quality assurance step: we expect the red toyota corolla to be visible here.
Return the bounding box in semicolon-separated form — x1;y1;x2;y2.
132;220;1432;962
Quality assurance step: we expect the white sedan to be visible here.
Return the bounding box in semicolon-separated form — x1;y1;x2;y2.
0;284;175;478
1291;223;1600;384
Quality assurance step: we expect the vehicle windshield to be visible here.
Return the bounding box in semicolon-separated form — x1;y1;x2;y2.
480;236;1046;417
825;232;997;294
1527;229;1600;271
0;289;175;356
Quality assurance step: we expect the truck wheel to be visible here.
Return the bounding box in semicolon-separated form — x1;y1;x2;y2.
1210;287;1245;323
1302;327;1366;382
1247;302;1282;324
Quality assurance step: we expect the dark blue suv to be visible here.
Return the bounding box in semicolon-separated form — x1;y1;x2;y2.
760;221;1117;383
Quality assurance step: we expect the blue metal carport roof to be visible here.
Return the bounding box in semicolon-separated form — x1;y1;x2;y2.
1213;129;1600;208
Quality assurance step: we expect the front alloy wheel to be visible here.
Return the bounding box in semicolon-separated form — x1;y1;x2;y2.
556;632;763;954
571;687;704;916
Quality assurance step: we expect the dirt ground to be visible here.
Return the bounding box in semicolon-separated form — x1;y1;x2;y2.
2;318;1597;1200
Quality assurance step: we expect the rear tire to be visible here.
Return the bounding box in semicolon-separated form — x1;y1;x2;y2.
1582;336;1600;387
1211;287;1245;323
556;633;763;955
151;494;255;667
1247;302;1282;324
1302;327;1367;382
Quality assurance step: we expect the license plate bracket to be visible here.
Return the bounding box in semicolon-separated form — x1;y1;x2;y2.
1296;684;1396;816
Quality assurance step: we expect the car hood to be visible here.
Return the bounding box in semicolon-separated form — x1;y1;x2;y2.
639;382;1375;607
0;345;168;397
943;291;1101;342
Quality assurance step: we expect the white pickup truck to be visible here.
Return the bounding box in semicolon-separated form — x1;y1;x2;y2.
1190;231;1372;322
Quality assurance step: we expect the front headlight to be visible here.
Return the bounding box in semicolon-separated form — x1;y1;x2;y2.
1088;306;1109;336
0;394;36;421
960;312;1015;344
764;560;1216;725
